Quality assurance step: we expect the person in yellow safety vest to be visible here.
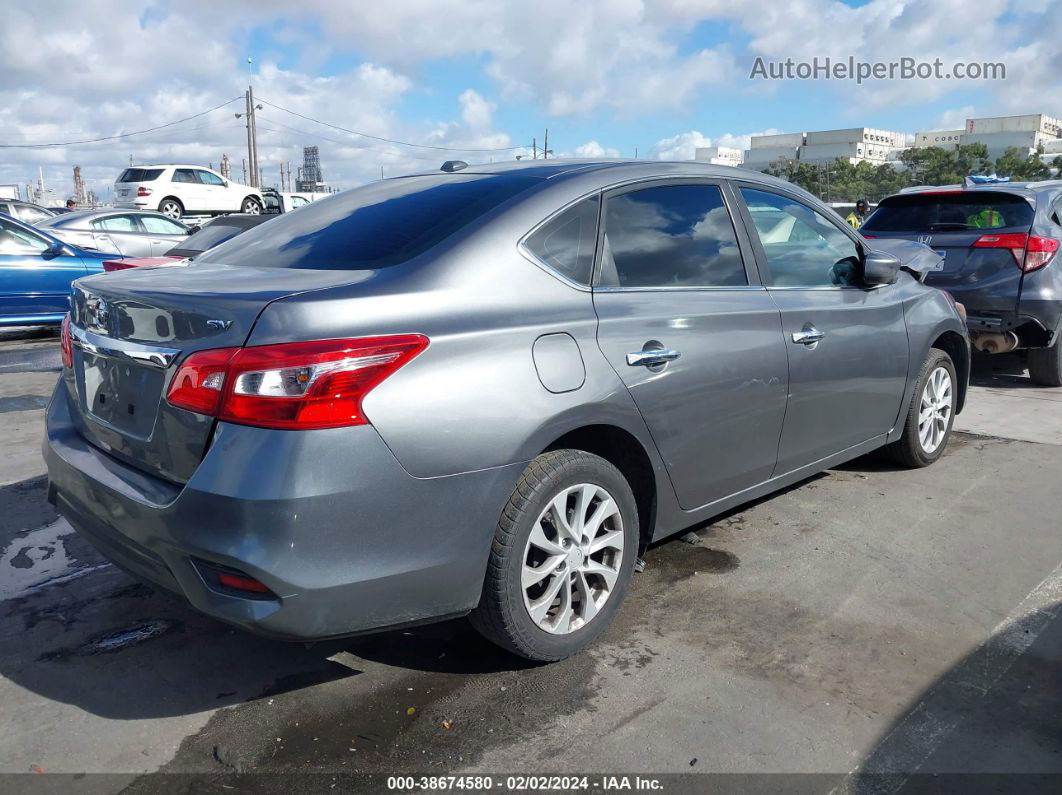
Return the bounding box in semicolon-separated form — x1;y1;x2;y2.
968;207;1004;228
846;199;870;229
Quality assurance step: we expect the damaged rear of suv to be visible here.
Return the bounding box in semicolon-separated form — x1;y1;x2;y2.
862;182;1062;385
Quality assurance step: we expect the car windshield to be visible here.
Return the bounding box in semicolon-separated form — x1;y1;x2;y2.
194;173;542;270
166;224;248;256
862;192;1034;232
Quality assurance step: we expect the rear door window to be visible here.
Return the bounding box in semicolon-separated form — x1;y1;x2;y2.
173;169;200;184
862;192;1034;233
523;195;599;286
598;184;746;288
93;215;142;233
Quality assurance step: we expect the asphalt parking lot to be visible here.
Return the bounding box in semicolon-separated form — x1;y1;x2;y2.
0;326;1059;791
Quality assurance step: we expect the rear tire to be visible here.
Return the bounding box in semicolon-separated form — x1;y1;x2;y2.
1028;341;1062;387
241;196;262;215
470;450;638;661
885;348;957;468
158;198;183;219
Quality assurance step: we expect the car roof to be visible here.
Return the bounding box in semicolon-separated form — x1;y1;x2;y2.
40;209;186;227
127;164;217;170
894;180;1062;200
399;158;816;198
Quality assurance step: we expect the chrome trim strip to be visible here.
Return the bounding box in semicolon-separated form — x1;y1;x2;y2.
70;325;180;369
594;285;765;293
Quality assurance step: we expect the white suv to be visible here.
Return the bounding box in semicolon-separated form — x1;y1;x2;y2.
114;165;263;219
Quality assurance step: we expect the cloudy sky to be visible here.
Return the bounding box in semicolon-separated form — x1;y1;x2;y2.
2;0;1059;202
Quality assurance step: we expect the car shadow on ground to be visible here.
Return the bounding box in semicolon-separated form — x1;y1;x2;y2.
847;598;1062;788
968;350;1039;390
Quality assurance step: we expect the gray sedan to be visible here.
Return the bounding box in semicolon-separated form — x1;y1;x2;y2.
37;209;191;257
44;160;969;661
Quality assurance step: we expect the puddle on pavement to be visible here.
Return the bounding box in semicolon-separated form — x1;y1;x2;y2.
0;517;109;601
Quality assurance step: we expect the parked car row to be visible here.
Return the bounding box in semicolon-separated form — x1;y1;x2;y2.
44;159;976;662
0;209;272;326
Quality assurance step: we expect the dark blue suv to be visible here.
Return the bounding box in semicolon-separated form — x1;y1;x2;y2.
862;182;1062;385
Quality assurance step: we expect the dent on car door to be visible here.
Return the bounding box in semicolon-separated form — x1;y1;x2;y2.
591;181;789;511
736;185;909;474
0;218;87;320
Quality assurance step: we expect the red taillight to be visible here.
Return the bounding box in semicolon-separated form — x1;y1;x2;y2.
862;235;877;239
217;573;271;594
60;314;73;368
136;186;152;197
166;347;239;415
165;335;428;430
1024;235;1060;272
974;233;1059;272
103;259;134;272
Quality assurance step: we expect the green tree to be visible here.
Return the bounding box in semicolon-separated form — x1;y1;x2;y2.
993;147;1051;181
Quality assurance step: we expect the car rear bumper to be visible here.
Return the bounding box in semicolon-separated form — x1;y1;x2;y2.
43;380;523;640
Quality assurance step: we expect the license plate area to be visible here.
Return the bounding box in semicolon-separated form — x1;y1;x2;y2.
79;352;164;438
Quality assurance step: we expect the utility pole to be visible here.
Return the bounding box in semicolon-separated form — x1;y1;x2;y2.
242;158;247;184
287;162;292;191
543;128;548;159
237;85;262;187
532;138;537;159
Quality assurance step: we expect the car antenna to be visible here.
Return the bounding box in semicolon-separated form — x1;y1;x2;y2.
440;160;468;172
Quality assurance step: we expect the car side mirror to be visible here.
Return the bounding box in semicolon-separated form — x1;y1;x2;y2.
862;248;902;286
42;240;69;259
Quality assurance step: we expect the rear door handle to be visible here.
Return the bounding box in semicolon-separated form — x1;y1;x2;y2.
626;349;681;367
792;325;825;346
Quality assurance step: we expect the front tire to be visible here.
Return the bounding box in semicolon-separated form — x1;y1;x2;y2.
241;196;262;215
1028;340;1062;387
470;450;639;661
886;348;957;468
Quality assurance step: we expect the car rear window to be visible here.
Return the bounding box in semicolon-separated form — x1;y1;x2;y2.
117;168;164;183
194;174;541;270
862;192;1034;233
167;224;247;256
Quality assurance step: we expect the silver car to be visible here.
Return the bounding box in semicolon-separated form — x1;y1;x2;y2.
44;160;970;661
37;209;191;257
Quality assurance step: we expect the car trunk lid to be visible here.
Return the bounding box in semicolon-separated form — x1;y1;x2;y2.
65;262;370;483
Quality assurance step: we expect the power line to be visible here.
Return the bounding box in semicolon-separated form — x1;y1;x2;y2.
0;97;243;149
256;96;527;153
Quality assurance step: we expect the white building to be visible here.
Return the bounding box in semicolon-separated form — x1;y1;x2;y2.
694;146;744;167
744;127;908;168
916;114;1062;160
913;130;965;150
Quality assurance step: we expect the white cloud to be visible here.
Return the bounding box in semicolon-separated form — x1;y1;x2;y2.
459;90;494;129
650;128;782;160
572;141;621;158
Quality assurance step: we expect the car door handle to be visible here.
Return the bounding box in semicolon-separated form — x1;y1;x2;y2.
792;325;825;346
626;349;681;367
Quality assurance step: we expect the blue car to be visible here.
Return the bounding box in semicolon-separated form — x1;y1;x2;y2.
0;211;117;326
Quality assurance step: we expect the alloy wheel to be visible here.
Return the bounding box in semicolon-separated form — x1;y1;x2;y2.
160;201;181;219
918;365;953;454
521;483;624;635
242;199;260;215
